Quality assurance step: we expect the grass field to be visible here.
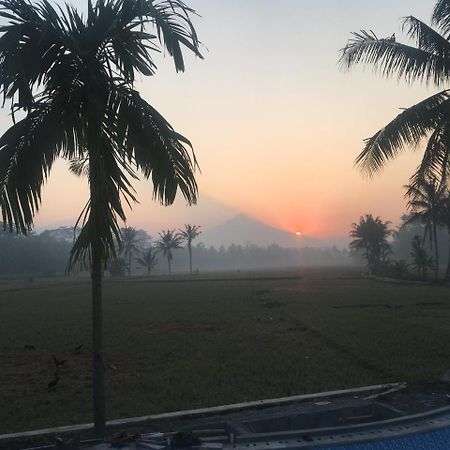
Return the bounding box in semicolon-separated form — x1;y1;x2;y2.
2;267;450;434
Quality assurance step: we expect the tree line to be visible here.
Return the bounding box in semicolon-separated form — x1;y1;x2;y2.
342;0;450;282
350;179;450;281
0;224;352;277
111;224;201;276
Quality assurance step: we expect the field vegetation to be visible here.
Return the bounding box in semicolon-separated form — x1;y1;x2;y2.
1;267;450;433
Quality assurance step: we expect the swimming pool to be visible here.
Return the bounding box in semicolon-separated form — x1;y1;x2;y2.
320;426;450;449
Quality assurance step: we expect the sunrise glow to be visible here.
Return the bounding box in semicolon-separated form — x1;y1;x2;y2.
29;0;434;240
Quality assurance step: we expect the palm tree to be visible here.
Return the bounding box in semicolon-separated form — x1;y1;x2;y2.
340;0;450;188
0;0;202;437
350;214;392;274
120;227;142;276
156;230;183;275
411;235;434;279
136;247;158;276
404;178;445;280
108;256;127;277
436;192;450;280
178;224;201;274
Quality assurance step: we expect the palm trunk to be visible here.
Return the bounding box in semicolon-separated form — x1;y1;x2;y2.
188;243;192;275
87;113;106;438
168;252;171;275
91;243;106;438
128;252;132;277
433;220;439;281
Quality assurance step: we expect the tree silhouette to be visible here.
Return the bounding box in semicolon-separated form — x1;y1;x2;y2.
404;178;445;280
350;215;392;273
178;224;201;274
436;191;450;280
0;0;202;436
340;0;450;188
156;230;183;275
411;235;434;279
120;227;142;276
108;257;127;277
136;247;158;276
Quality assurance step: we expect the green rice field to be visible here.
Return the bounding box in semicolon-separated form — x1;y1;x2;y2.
1;267;450;433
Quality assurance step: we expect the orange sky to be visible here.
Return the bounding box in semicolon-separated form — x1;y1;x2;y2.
0;0;439;239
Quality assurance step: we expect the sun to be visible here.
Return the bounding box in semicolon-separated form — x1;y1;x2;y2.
295;231;302;237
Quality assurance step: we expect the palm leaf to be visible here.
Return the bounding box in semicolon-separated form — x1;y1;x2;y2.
109;85;198;205
340;29;450;85
355;90;450;175
402;15;450;57
408;120;450;189
433;0;450;37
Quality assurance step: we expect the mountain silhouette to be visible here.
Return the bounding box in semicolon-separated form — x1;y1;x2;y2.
200;214;329;249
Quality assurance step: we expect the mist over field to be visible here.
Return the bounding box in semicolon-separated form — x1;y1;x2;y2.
2;213;450;277
0;220;352;277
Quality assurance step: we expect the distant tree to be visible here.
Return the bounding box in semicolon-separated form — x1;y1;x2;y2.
437;192;450;280
390;260;412;279
108;257;127;277
340;0;450;189
405;178;445;280
39;226;81;243
350;214;392;273
411;235;434;279
156;230;183;275
136;247;158;276
178;224;201;274
120;227;142;276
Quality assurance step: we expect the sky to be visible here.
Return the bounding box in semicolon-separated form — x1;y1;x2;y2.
1;0;441;239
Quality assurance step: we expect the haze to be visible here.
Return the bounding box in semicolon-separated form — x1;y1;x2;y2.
1;0;437;239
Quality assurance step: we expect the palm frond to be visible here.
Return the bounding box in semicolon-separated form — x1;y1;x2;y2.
355;90;450;175
408;120;450;189
145;0;203;72
0;102;67;233
0;0;70;110
340;29;450;85
68;135;138;269
109;86;198;205
178;223;201;243
433;0;450;37
402;15;450;57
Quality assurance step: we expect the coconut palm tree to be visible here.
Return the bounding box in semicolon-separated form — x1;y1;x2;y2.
178;224;201;274
0;0;202;437
156;230;183;275
436;191;450;280
136;246;158;276
411;235;434;279
404;178;445;280
340;0;450;187
350;214;392;273
120;227;142;276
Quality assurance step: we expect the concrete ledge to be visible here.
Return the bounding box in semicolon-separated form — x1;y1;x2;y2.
0;383;402;447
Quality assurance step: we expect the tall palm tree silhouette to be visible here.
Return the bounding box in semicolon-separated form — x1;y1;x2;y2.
120;227;141;276
156;230;183;275
405;178;446;280
179;224;201;274
0;0;202;436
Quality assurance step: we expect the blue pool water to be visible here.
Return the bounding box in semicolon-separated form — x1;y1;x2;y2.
321;427;450;449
